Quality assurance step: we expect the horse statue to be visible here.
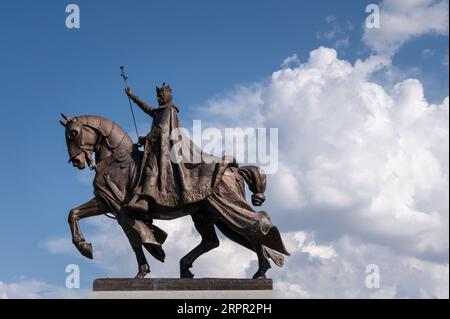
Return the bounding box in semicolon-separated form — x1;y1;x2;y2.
60;113;289;279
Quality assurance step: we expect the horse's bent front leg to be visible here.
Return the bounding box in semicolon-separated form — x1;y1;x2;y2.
68;197;108;259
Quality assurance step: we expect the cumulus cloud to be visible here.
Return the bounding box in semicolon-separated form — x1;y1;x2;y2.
191;46;449;297
196;47;449;260
274;235;449;298
363;0;449;56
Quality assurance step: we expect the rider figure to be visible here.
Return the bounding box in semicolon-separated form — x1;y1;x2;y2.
124;83;179;211
125;82;177;145
124;82;231;213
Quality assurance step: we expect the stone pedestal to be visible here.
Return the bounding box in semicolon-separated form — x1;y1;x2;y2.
90;278;276;299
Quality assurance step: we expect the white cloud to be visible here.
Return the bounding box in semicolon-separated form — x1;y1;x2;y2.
284;231;337;260
281;54;300;69
194;47;449;261
273;236;449;298
192;46;449;297
0;279;87;299
363;0;449;56
43;237;74;255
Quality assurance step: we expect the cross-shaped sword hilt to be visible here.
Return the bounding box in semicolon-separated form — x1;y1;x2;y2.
120;65;128;83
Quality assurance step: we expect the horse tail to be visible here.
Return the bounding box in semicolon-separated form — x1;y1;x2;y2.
238;166;266;206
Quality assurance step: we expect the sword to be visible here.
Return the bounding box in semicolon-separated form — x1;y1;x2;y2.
120;66;139;140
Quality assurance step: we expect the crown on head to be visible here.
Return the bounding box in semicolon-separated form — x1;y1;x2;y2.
156;82;172;94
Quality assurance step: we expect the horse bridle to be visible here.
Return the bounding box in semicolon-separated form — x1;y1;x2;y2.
67;120;127;171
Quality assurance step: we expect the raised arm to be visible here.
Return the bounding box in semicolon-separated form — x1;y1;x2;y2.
125;87;156;118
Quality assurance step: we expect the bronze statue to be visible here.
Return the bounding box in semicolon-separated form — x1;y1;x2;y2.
60;82;289;279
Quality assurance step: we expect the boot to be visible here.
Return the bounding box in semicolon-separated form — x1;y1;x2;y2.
126;194;149;216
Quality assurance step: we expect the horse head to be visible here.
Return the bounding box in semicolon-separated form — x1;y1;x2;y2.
60;113;98;169
60;113;133;170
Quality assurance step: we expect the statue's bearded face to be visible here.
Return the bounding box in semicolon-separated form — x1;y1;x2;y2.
157;89;172;105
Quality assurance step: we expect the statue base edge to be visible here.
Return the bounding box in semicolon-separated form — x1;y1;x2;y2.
89;290;276;299
90;278;276;299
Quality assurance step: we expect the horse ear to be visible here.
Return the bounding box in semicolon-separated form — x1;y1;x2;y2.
59;120;67;127
61;113;73;122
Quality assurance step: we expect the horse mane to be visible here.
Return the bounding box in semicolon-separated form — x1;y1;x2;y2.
74;115;133;150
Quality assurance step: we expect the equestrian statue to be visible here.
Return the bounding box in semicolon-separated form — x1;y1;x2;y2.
60;74;290;279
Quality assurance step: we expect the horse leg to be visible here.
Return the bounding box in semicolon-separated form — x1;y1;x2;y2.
215;220;271;279
119;221;150;279
68;197;108;259
116;206;169;278
252;245;271;279
180;214;220;278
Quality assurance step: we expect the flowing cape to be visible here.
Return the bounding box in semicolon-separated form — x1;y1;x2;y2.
135;104;233;207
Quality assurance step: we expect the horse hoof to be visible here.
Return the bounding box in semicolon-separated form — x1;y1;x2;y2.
180;269;194;279
79;242;93;259
135;271;149;279
135;265;150;279
252;270;267;279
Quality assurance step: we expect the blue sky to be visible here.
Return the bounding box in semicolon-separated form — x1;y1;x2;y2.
0;0;448;297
